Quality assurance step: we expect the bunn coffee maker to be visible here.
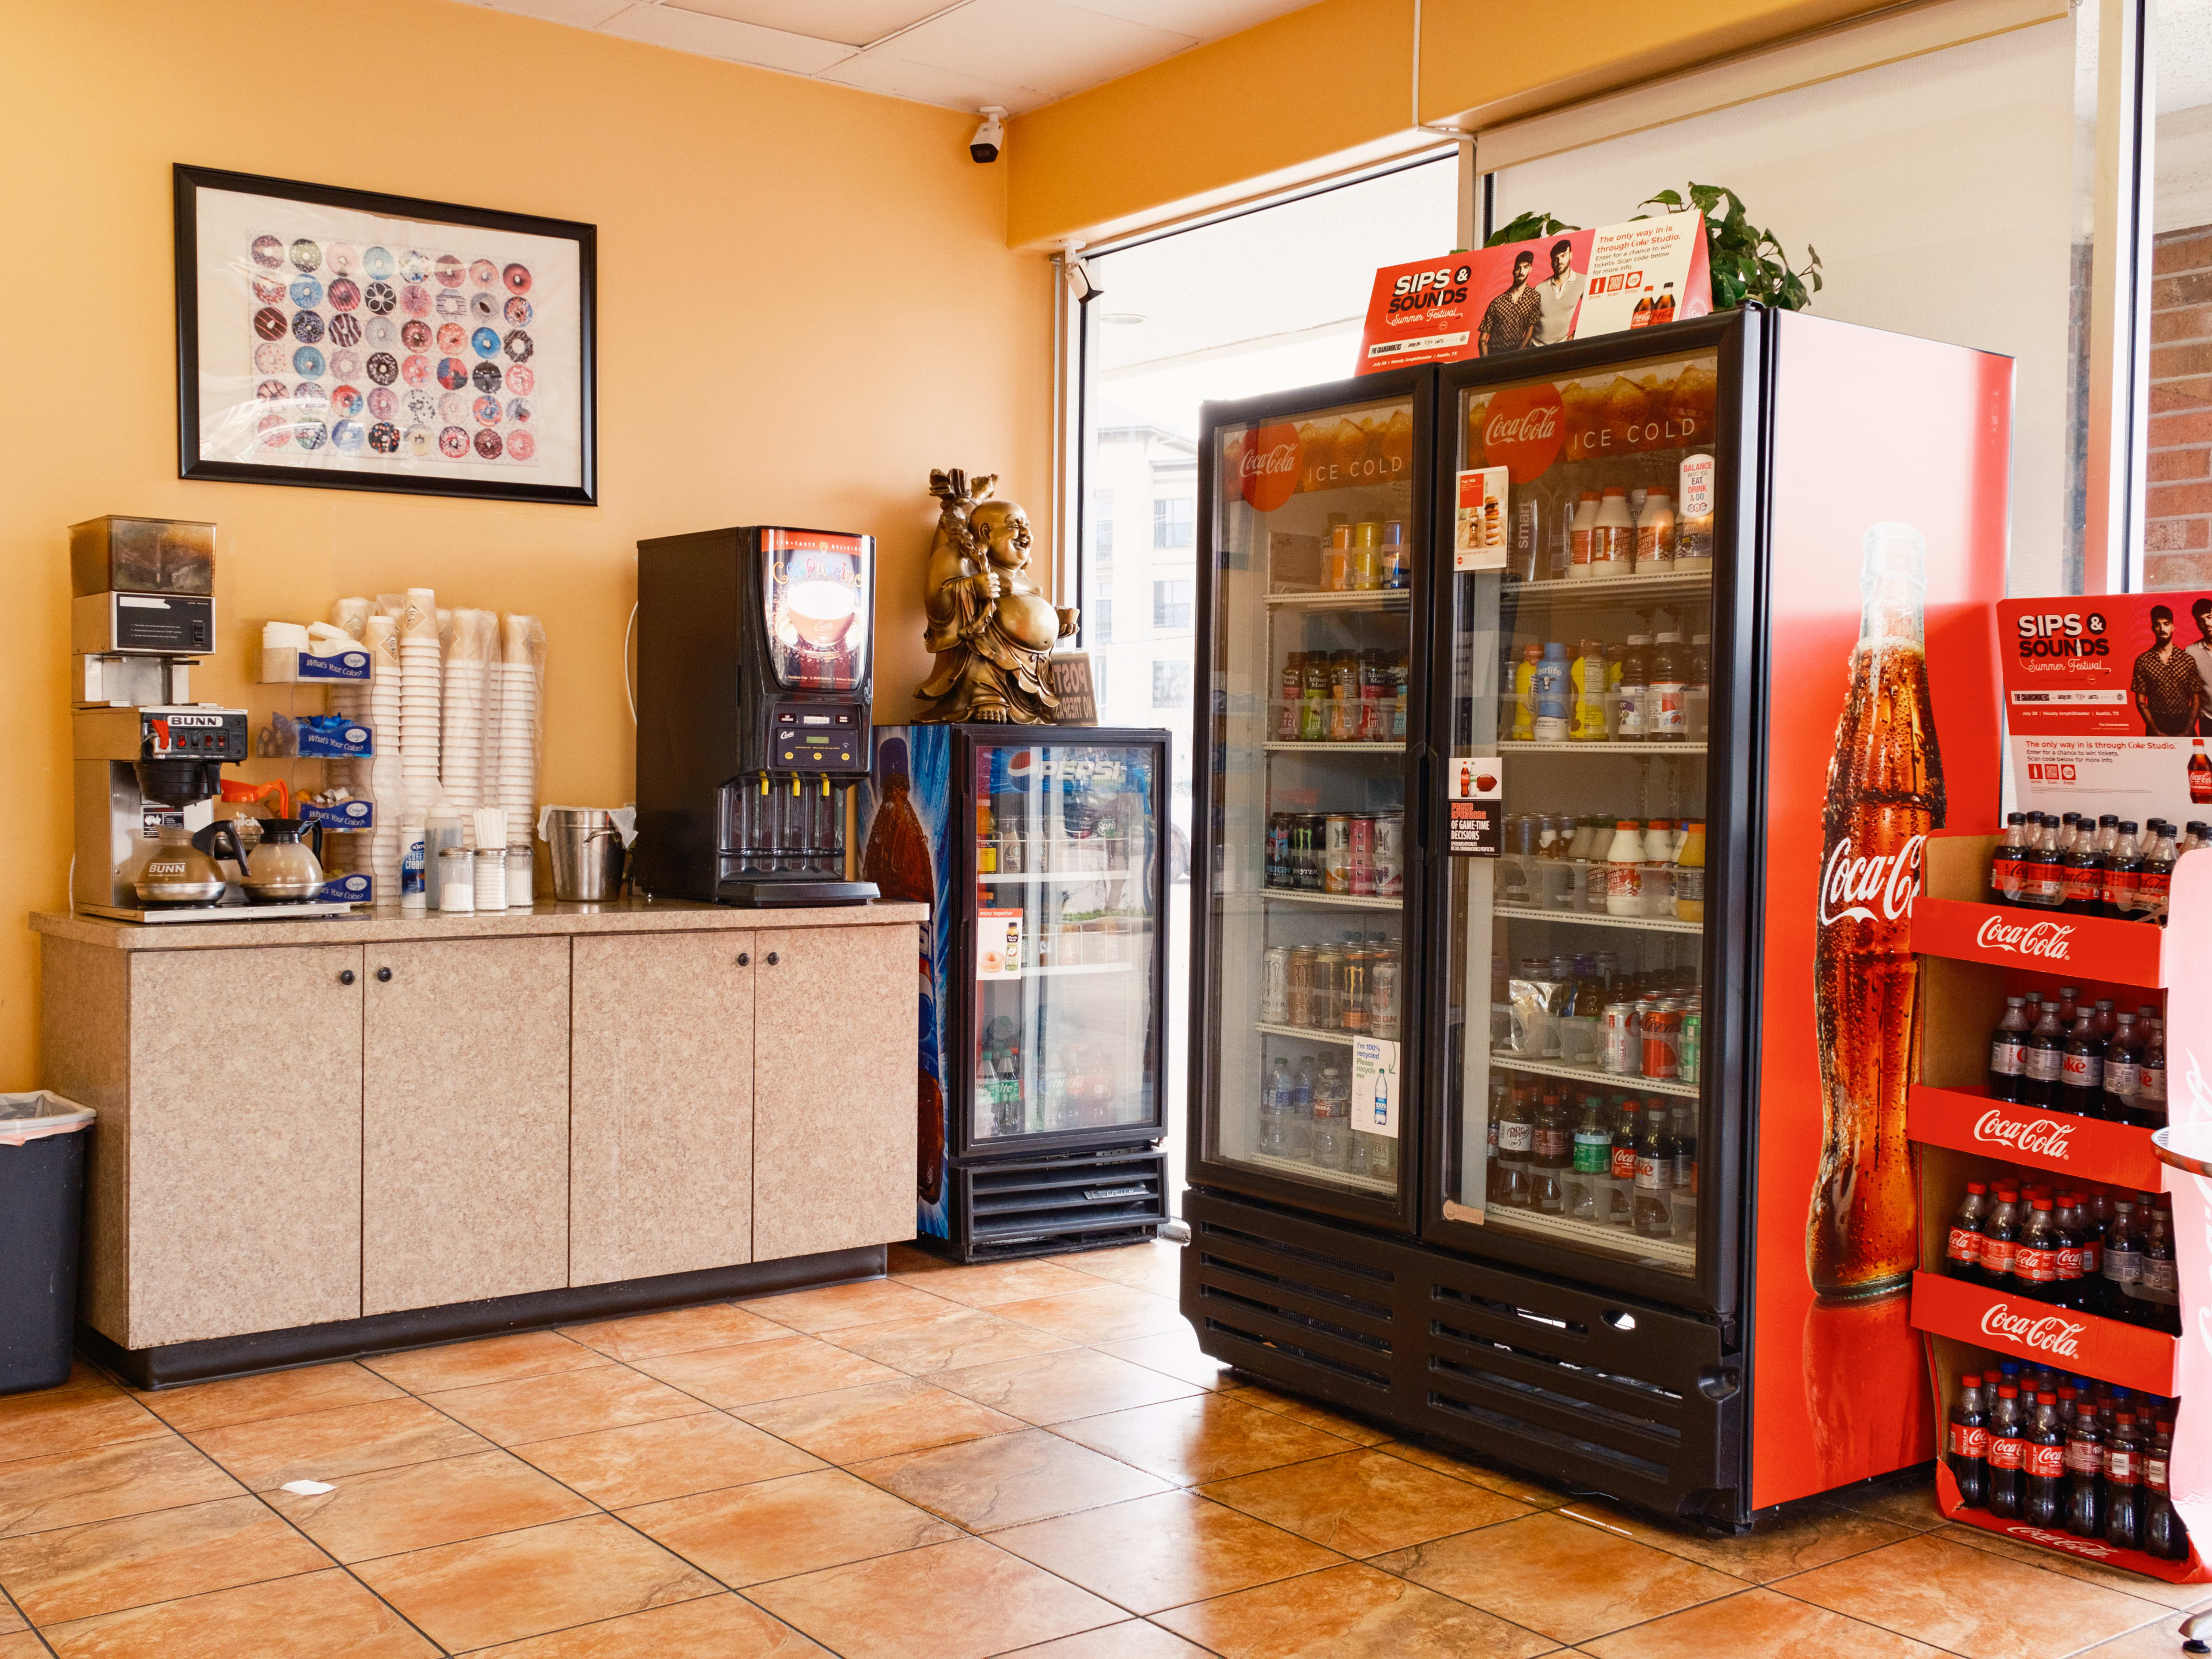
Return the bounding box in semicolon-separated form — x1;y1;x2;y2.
635;526;881;906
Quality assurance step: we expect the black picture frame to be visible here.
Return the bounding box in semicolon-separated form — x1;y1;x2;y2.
174;164;597;506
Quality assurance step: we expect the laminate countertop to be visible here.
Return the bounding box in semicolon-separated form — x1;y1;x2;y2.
31;896;928;951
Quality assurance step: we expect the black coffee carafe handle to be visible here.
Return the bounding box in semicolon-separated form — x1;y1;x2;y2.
192;819;249;873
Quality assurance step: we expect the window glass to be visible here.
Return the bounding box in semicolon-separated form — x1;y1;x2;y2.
1153;577;1194;631
1078;155;1459;1211
2147;0;2212;588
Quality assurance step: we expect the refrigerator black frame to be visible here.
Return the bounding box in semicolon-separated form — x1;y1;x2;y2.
1418;309;1770;1319
1186;364;1438;1236
947;723;1174;1163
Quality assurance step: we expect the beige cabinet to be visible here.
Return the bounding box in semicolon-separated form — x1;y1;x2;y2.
362;937;571;1316
570;930;756;1286
752;924;915;1260
125;944;365;1347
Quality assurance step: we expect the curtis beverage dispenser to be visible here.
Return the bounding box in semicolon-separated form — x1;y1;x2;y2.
635;526;881;906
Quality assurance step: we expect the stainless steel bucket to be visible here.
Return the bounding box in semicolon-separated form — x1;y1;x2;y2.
545;809;626;902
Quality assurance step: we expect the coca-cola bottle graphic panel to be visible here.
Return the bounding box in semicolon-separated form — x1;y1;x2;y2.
1809;522;1946;1300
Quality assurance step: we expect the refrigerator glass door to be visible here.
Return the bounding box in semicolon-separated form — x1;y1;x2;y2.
969;740;1160;1142
1441;347;1724;1280
1203;390;1417;1203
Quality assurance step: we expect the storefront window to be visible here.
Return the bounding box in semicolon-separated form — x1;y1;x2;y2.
1075;154;1459;1209
2144;0;2212;588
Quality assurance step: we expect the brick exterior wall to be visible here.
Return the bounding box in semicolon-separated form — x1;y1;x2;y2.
2148;226;2212;590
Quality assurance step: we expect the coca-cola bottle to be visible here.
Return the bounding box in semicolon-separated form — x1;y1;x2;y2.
1987;1384;2027;1518
2061;824;2106;916
1989;813;2028;905
2140;1195;2184;1336
2016;1198;2061;1301
1608;1099;1638;1228
1987;997;2030;1103
1634;1104;1675;1237
2055;984;2081;1026
2141;1018;2169;1128
2054;1192;2094;1310
2022;1003;2066;1109
2146;1417;2190;1560
2060;1016;2106;1120
2139;826;2177;926
1980;1182;2021;1290
2105;1411;2145;1549
1950;1373;1990;1508
2103;1198;2143;1320
1495;1084;1533;1208
2066;1397;2106;1537
2025;1392;2067;1526
2104;1015;2143;1126
1944;1181;1988;1279
1809;523;1944;1300
2103;821;2142;919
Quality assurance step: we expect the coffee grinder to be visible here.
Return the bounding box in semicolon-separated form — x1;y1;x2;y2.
634;526;881;906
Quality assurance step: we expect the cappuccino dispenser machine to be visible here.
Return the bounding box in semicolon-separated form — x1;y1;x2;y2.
635;525;880;906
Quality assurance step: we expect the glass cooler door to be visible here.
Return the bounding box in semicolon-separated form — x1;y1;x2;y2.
1433;332;1736;1297
967;737;1165;1150
1195;374;1427;1225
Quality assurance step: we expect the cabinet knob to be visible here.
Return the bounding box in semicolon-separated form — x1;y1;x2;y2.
765;950;780;966
339;969;355;986
736;952;751;966
375;967;393;983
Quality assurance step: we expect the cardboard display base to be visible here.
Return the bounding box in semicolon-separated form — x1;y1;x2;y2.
1909;1084;2166;1190
1930;1457;2209;1584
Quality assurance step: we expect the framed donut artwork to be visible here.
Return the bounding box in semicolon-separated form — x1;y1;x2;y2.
174;164;595;504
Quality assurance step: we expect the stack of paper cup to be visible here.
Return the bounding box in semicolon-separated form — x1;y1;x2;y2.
497;613;540;844
363;612;404;893
441;609;495;818
399;589;442;814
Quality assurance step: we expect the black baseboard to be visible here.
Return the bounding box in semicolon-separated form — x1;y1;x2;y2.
79;1245;887;1390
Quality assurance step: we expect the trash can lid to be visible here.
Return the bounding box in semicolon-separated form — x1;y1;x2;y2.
0;1092;96;1144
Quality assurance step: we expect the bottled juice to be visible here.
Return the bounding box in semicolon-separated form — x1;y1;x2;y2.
1571;639;1609;743
1321;522;1353;592
1590;488;1634;576
1567;493;1600;579
1675;820;1706;922
1512;644;1540;741
1635;491;1676;574
1349;519;1381;590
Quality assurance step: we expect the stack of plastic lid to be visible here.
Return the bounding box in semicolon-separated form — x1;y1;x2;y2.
497;613;541;853
363;611;404;893
441;609;495;817
399;589;441;814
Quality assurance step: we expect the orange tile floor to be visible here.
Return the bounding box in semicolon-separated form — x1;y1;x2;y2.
0;1238;2202;1658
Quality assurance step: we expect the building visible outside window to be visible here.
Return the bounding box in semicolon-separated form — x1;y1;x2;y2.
1093;489;1115;565
1152;661;1192;706
2142;0;2212;588
1152;578;1194;631
1152;496;1194;549
1089;594;1113;643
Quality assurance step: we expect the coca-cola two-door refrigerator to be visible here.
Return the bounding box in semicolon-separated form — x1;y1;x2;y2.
1184;306;2012;1528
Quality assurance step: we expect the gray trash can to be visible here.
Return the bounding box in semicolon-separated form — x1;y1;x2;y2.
1;1093;96;1394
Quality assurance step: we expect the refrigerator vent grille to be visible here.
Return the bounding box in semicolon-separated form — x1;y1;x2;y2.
949;1147;1168;1263
1187;1210;1398;1399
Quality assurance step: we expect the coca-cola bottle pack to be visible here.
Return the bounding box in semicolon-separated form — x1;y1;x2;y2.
1809;523;1943;1300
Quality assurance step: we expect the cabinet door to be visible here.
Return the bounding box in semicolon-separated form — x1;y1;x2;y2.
127;945;363;1347
753;925;916;1260
570;930;755;1286
362;937;570;1315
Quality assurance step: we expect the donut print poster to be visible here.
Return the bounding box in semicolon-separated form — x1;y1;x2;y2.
176;165;595;505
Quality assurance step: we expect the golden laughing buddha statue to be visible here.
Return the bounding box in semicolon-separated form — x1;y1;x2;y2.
915;468;1078;724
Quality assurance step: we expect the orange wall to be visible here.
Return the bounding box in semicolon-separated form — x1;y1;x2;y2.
0;0;1054;1088
1007;0;1895;249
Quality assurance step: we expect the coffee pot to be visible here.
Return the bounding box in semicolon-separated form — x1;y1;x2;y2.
135;821;244;908
229;817;325;904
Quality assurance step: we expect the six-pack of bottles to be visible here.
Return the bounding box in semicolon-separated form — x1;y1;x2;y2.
1985;809;2205;925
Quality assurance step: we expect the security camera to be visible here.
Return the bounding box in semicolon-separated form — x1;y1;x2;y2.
970;107;1006;164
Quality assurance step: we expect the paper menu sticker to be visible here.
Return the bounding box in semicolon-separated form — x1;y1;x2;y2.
1447;757;1502;856
1352;1037;1400;1139
1455;468;1508;571
977;908;1023;979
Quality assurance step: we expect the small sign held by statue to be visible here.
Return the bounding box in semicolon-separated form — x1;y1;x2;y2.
1045;653;1097;725
915;468;1078;724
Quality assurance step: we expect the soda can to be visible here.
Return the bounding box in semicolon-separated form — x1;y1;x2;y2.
1679;1010;1701;1085
1370;952;1401;1038
1286;946;1317;1028
1323;814;1351;894
1642;1001;1683;1081
1291;815;1322;890
1373;812;1405;897
1601;1002;1638;1074
1347;815;1376;896
1266;813;1290;889
1260;945;1290;1024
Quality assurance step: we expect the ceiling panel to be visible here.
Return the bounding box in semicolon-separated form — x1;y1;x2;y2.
668;0;953;47
869;0;1195;98
821;51;1047;113
464;0;640;28
1067;0;1309;35
603;2;857;70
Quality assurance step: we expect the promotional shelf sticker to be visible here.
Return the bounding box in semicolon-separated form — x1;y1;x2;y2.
1448;757;1501;856
1351;1036;1400;1139
1455;467;1508;571
1998;593;2212;832
977;908;1022;979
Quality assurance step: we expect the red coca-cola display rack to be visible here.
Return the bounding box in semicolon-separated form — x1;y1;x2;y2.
1909;830;2210;1585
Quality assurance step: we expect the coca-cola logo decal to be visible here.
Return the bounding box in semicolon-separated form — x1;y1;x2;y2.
1481;382;1565;483
1238;422;1301;513
2001;1525;2116;1560
1979;1301;2085;1359
1817;834;1925;927
1972;1110;2075;1161
1974;914;2074;961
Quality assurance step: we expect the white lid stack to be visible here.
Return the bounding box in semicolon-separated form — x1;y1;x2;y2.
497;613;541;848
363;612;404;891
440;609;495;818
399;589;441;815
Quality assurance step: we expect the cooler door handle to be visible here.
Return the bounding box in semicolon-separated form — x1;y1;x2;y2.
1414;751;1431;854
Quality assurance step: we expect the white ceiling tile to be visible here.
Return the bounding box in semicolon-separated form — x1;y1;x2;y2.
870;0;1194;100
600;2;858;71
469;0;640;27
666;0;955;47
1066;0;1311;36
821;50;1048;113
